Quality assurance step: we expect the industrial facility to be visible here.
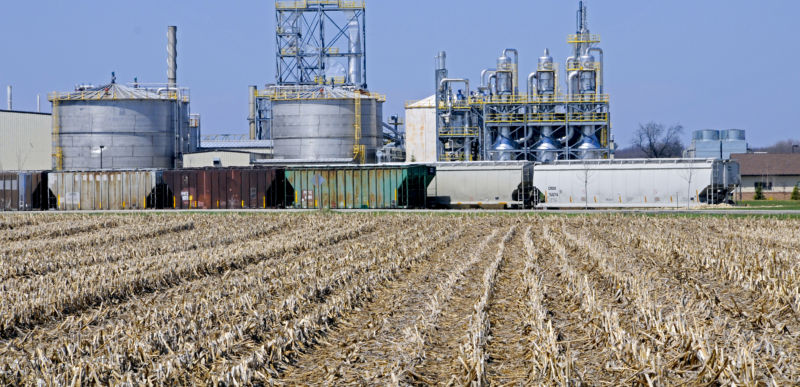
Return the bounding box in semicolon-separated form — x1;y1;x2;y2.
0;1;748;211
249;0;404;164
407;1;610;163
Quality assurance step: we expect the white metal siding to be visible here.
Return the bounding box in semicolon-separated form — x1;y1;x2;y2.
405;96;437;163
0;111;52;170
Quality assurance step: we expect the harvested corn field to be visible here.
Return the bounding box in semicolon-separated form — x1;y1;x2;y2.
0;213;799;385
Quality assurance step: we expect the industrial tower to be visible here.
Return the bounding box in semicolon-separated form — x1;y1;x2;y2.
434;1;611;161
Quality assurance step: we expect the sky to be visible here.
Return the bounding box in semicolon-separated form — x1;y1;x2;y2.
1;0;798;147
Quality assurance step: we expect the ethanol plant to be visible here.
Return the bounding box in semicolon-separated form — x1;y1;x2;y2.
251;1;398;164
416;1;610;162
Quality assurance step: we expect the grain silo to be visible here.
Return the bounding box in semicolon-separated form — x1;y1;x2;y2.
266;86;384;163
48;26;196;170
252;1;388;164
49;81;192;170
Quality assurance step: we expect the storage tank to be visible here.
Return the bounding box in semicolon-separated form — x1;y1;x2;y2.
50;82;192;170
268;86;383;163
722;129;745;141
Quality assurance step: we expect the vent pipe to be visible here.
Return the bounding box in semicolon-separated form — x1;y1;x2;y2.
248;85;257;140
37;94;41;112
167;26;177;88
6;86;11;110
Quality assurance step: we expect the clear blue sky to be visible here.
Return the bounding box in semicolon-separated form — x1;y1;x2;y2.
1;0;798;147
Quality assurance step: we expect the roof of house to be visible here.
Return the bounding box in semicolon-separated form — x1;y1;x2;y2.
730;153;800;176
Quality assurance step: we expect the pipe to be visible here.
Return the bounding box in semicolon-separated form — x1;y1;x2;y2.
589;47;604;94
527;72;537;97
567;70;579;97
516;127;535;145
488;74;497;96
438;78;470;97
6;85;11;110
480;69;496;90
436;51;446;71
347;14;361;87
248;85;257;140
167;26;177;88
502;48;519;94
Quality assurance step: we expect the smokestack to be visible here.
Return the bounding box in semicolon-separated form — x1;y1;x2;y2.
167;26;177;88
248;85;257;140
6;86;11;110
37;95;40;112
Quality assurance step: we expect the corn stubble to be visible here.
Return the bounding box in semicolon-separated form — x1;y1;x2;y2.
0;213;798;385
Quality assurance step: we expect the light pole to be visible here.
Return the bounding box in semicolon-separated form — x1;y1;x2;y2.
99;145;105;169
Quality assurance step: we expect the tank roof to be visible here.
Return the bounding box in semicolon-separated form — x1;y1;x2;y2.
49;83;189;102
259;85;385;102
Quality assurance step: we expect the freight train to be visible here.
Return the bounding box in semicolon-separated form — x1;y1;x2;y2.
0;165;436;211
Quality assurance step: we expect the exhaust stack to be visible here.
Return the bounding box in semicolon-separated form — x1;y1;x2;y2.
167;26;177;88
6;85;11;110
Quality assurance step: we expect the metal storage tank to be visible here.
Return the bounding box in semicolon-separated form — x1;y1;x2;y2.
49;82;193;170
267;86;383;163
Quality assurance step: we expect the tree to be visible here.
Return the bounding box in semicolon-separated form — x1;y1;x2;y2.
754;185;765;200
791;185;800;201
632;122;685;158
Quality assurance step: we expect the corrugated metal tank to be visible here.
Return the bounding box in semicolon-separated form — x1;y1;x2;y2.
271;95;382;163
51;84;191;170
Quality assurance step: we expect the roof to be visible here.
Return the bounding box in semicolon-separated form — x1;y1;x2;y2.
200;139;273;149
0;109;51;116
731;153;800;176
405;95;436;109
49;83;189;102
259;85;385;102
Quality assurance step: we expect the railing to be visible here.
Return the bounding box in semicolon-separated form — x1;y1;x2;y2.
314;75;346;84
439;127;479;137
567;112;609;122
567;33;600;43
566;60;599;72
276;0;365;9
257;89;386;102
189;114;201;128
526;113;566;122
48;89;184;102
485;113;526;123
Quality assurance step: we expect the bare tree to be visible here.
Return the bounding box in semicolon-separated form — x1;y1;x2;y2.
632;122;685;158
751;139;800;154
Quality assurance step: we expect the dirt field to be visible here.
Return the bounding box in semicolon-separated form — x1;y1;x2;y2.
0;213;798;385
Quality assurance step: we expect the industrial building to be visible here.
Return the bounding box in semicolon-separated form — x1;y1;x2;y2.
0;109;52;171
685;129;748;159
731;153;800;200
250;0;404;164
407;1;610;163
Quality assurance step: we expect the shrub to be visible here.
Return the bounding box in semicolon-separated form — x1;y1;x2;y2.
754;185;765;200
791;185;800;201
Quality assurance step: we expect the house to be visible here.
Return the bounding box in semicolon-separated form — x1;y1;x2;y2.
730;153;800;200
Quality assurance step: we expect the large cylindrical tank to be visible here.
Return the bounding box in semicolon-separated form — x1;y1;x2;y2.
695;129;720;141
52;84;188;170
722;129;745;141
271;91;382;163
